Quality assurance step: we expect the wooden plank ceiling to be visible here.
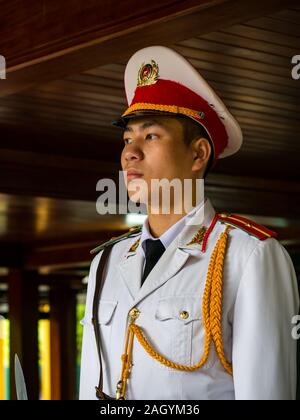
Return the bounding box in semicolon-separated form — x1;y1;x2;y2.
1;5;299;180
0;2;299;271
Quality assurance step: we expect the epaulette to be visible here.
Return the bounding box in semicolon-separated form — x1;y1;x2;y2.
90;226;142;254
217;213;277;240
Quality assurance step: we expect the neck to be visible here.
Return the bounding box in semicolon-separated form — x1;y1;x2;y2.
147;211;187;238
147;191;204;237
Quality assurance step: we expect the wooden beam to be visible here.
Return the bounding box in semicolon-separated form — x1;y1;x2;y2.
0;274;86;290
8;269;39;400
1;0;298;96
0;123;122;161
0;148;120;201
25;233;115;269
50;282;77;400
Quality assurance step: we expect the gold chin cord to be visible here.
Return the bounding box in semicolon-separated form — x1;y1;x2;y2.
116;308;140;400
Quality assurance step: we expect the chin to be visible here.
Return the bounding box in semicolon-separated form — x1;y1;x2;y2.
127;178;149;204
128;191;148;205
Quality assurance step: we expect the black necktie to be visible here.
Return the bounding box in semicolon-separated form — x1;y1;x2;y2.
141;239;166;286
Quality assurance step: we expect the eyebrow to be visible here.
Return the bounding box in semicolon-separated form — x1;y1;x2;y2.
123;120;165;133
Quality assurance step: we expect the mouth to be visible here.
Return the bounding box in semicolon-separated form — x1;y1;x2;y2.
126;169;144;181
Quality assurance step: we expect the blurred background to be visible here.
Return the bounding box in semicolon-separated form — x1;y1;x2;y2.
0;0;299;399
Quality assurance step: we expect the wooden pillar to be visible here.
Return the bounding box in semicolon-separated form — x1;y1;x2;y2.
50;282;77;400
8;269;39;400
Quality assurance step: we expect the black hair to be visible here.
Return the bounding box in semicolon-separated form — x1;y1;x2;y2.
177;116;214;179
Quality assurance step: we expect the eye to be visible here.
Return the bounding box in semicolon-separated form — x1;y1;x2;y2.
146;133;158;140
123;138;132;145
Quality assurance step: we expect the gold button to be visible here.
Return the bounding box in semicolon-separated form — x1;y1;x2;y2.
180;310;189;320
129;307;140;321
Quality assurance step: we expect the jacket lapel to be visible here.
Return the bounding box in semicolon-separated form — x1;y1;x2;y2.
119;238;144;301
132;240;190;306
118;198;216;305
131;198;216;306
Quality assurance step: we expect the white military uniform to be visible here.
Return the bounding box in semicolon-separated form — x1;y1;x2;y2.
79;198;299;400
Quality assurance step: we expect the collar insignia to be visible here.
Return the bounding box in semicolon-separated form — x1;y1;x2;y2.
128;238;141;253
186;226;207;246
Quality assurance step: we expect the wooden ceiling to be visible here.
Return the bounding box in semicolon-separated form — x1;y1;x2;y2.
0;0;299;271
1;5;300;182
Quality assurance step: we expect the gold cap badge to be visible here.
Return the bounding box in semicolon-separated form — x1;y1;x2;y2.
137;60;159;87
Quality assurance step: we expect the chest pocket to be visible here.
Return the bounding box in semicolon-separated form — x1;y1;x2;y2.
154;296;207;368
98;300;118;325
81;300;118;365
80;300;118;326
97;300;118;363
155;296;201;325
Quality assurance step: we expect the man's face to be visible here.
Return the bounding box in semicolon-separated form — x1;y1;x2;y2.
120;115;197;208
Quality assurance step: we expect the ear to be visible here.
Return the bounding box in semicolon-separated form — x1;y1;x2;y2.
191;138;211;174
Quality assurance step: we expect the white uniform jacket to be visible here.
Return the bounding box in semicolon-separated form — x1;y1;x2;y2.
79;199;299;400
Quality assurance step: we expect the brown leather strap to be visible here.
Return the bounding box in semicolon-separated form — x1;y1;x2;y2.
92;244;115;400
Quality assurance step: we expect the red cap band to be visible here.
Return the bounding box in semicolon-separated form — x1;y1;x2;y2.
128;79;228;160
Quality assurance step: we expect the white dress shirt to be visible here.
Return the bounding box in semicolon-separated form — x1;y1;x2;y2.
140;199;205;257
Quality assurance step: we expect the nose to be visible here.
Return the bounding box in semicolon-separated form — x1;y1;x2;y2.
123;144;143;163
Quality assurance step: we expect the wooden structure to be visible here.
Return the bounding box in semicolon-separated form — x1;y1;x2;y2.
0;0;299;399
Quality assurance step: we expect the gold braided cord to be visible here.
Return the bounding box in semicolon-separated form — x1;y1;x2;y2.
209;225;232;374
130;322;208;371
122;103;204;120
117;327;134;399
201;231;219;362
116;226;232;398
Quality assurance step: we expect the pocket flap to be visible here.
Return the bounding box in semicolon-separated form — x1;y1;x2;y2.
98;300;118;325
80;300;118;326
155;296;201;324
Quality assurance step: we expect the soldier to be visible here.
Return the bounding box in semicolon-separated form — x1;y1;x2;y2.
79;46;299;400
